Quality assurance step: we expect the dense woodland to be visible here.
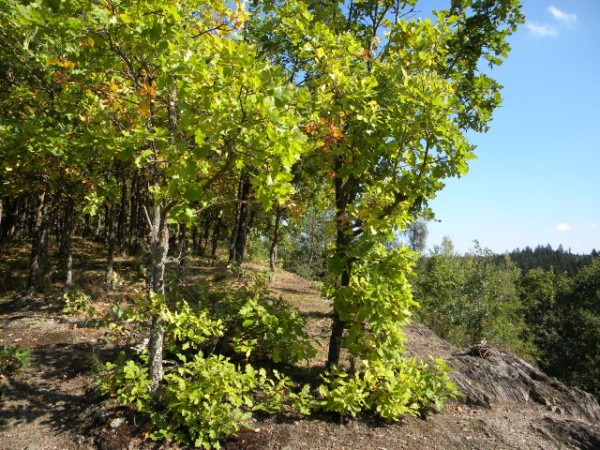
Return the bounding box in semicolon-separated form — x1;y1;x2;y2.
413;238;600;401
5;1;597;448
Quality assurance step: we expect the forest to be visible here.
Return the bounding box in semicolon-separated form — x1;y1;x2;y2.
4;1;597;449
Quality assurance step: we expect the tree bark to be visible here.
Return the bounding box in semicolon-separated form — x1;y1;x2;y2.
201;213;211;256
234;174;251;266
211;216;221;264
228;175;244;265
28;190;47;292
117;175;128;252
326;265;352;368
177;223;187;282
106;205;117;291
61;197;75;290
146;203;169;392
93;213;102;242
269;206;282;271
326;160;358;368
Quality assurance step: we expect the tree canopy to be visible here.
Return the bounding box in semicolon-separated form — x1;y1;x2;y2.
0;0;525;446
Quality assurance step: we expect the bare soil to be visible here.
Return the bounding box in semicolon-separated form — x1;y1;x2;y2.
1;242;599;450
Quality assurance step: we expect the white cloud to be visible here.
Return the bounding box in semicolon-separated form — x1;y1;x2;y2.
555;223;573;232
589;223;598;230
526;22;558;38
548;5;577;25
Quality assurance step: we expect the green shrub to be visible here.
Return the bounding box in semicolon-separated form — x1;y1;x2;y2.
320;243;458;420
213;271;316;365
101;352;313;449
0;344;32;375
318;357;457;422
100;278;316;447
62;289;96;318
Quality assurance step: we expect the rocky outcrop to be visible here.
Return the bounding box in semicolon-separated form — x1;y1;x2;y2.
449;343;600;424
533;417;600;450
403;323;600;450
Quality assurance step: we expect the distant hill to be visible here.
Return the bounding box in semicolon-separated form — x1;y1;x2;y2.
496;244;597;275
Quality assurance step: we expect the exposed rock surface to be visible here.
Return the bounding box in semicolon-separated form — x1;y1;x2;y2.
450;342;600;423
404;322;600;450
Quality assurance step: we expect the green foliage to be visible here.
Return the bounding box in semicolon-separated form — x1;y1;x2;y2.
0;344;32;375
101;352;153;410
319;243;457;419
101;351;313;448
414;239;530;354
281;206;333;280
519;259;600;399
99;274;317;446
159;355;266;448
2;0;525;443
326;243;417;361
505;244;594;275
62;289;96;318
215;271;316;365
318;358;457;422
124;292;224;358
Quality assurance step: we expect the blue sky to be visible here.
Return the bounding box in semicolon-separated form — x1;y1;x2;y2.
424;1;600;255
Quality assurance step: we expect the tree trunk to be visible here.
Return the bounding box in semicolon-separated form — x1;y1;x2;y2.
18;195;30;240
191;223;199;256
62;197;75;290
326;266;351;368
177;223;187;282
201;213;211;256
28;190;47;292
117;176;128;252
106;205;117;291
228;175;244;265
211;217;221;265
146;203;169;392
234;175;251;266
93;213;102;242
269;206;282;271
326;162;357;368
128;172;139;253
147;86;177;392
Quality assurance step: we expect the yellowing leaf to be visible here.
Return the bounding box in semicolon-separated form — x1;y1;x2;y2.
142;82;156;98
48;58;76;68
138;99;151;117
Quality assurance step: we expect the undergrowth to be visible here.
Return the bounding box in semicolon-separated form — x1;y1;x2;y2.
100;268;457;448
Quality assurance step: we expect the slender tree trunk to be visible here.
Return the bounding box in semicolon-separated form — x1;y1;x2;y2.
129;172;139;253
326;163;357;368
191;223;199;256
106;206;117;291
146;203;169;392
234;175;251;266
210;216;223;265
211;216;221;264
117;176;128;252
18;195;30;240
177;223;187;282
228;175;244;265
93;213;102;241
28;190;47;292
270;206;282;271
201;213;211;256
327;266;351;368
147;87;178;392
62;197;75;290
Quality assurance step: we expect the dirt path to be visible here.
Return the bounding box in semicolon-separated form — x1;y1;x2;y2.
0;294;114;450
